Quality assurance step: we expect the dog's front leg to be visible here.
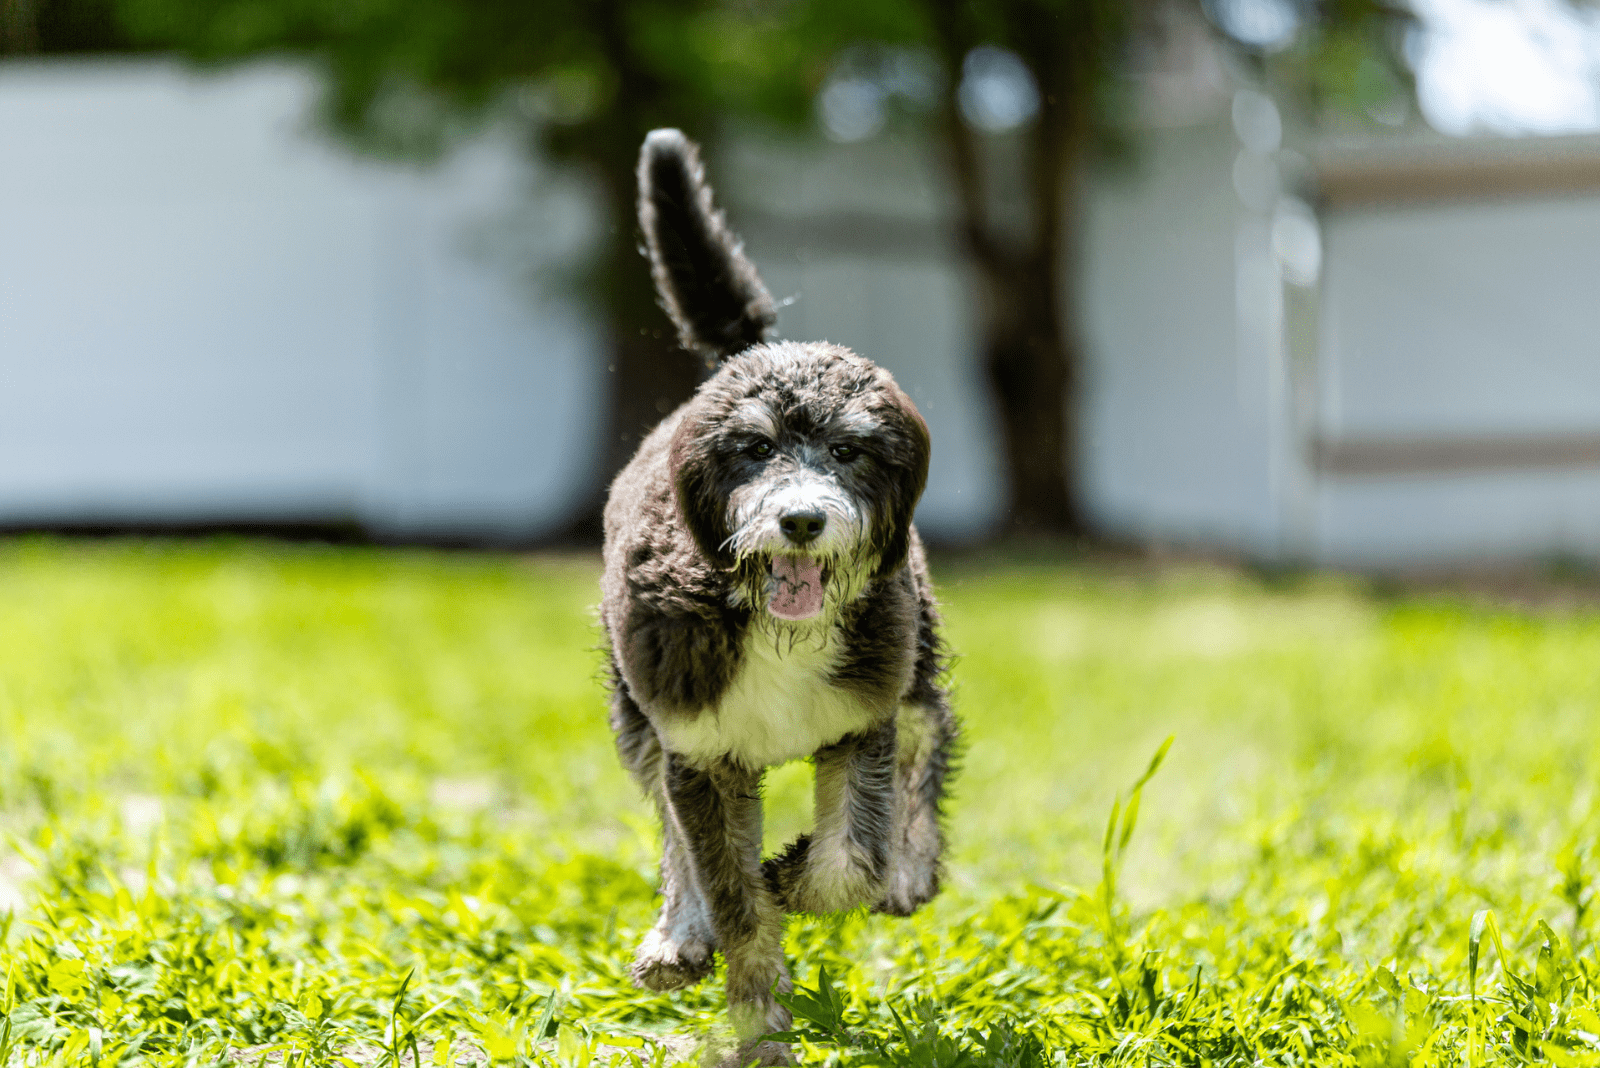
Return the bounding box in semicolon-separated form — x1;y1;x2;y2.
663;752;794;1066
763;718;896;914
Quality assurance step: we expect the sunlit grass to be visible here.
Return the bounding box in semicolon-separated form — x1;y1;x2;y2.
3;537;1600;1066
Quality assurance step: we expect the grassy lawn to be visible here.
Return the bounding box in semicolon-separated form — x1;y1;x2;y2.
3;538;1600;1067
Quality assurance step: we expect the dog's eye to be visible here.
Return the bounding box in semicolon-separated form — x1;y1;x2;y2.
747;440;773;459
830;444;860;462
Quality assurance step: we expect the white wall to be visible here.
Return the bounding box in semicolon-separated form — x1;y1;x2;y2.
1078;123;1278;553
0;60;601;541
1316;191;1600;563
1073;115;1600;566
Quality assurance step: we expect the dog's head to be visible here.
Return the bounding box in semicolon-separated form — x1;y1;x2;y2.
669;341;930;622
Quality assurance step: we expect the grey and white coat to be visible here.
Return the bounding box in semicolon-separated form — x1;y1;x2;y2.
601;129;959;1068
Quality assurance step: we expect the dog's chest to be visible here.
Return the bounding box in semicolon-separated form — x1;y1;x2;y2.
657;628;876;768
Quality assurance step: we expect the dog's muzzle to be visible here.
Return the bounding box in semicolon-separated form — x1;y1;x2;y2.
729;472;862;620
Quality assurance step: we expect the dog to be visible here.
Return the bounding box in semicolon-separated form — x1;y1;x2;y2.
600;128;958;1067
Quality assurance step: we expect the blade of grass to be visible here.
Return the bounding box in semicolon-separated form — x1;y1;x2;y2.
1470;909;1490;1004
535;990;562;1045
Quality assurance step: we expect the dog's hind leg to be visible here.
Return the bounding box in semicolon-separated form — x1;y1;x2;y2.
632;812;718;990
663;753;795;1066
874;696;958;915
762;719;896;915
610;682;717;990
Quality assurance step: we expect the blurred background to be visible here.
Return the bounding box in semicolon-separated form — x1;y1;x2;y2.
3;0;1600;567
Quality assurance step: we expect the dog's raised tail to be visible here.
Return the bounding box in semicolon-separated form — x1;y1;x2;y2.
638;128;776;364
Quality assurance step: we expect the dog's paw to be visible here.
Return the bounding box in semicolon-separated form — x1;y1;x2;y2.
714;1040;795;1068
872;866;940;917
871;893;922;917
631;928;715;991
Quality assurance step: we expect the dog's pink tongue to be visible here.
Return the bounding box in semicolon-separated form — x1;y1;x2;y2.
770;555;824;620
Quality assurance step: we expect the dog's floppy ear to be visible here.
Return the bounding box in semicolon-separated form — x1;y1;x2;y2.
638;128;777;365
873;385;931;578
669;412;739;569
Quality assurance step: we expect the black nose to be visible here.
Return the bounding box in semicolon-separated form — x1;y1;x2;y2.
779;510;827;545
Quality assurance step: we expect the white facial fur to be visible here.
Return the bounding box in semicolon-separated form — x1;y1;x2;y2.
723;456;864;565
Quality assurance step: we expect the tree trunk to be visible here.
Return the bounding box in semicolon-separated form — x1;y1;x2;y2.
0;0;39;53
538;0;712;544
976;250;1083;534
557;161;708;543
930;0;1089;539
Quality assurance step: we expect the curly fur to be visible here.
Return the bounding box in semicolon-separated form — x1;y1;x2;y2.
602;129;959;1068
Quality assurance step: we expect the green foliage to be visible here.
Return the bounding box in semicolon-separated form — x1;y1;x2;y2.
4;539;1600;1066
103;0;839;160
109;0;681;158
100;0;1413;162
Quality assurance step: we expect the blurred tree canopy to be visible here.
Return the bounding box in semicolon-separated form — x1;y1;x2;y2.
3;0;1410;541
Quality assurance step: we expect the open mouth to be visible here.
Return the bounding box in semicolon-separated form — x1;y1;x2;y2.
768;554;826;620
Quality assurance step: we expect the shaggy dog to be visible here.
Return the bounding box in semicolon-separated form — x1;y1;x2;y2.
601;129;958;1067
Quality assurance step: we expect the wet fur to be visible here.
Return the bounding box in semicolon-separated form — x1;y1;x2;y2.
602;129;959;1068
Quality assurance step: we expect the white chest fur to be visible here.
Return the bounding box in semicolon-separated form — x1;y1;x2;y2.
657;627;878;768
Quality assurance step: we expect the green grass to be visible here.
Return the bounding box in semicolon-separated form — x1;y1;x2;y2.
3;537;1600;1067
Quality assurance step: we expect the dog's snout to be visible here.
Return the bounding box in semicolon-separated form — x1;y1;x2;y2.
779;510;827;545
